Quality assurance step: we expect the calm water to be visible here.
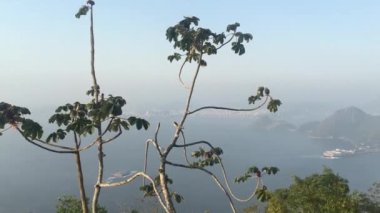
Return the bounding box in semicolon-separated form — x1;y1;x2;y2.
1;117;379;212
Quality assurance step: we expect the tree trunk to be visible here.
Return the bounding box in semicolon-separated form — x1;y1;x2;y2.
92;142;104;213
159;163;176;213
75;151;89;213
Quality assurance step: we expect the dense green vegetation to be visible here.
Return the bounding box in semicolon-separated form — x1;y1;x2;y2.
56;196;107;213
266;168;380;213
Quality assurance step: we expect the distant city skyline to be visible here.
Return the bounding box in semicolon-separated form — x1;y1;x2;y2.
1;0;379;114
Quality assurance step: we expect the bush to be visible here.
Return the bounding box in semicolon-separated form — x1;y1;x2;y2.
56;195;107;213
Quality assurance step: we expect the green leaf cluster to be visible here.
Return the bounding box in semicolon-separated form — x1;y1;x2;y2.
140;175;177;199
86;85;100;97
235;166;279;183
49;102;95;137
166;16;252;66
0;102;43;139
256;186;271;202
75;1;95;19
247;87;282;113
75;5;89;19
47;94;149;142
248;87;270;105
127;116;149;130
86;95;127;121
190;147;223;168
233;164;277;203
0;102;30;127
267;99;282;113
56;195;107;213
21;119;43;140
46;129;66;143
171;192;184;204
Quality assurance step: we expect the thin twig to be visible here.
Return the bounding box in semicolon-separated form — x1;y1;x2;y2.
102;127;122;144
0;125;12;134
144;122;164;185
100;117;115;137
188;96;269;115
179;130;191;165
35;138;75;151
143;139;151;186
142;136;163;185
154;123;162;156
77;138;98;152
218;158;261;202
173;140;215;149
178;59;190;89
77;119;120;150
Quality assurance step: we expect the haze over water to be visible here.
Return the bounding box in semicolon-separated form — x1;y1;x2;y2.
1;115;380;212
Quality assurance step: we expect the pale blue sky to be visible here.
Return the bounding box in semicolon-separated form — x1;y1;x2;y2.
1;0;380;113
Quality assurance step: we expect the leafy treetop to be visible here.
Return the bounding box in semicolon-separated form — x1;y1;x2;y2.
166;16;253;66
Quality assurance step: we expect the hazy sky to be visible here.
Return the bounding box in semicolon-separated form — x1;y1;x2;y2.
1;0;379;113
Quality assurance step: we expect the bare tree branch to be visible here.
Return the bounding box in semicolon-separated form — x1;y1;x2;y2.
16;128;75;154
153;122;163;156
173;140;215;149
178;59;190;89
143;138;162;185
165;160;237;213
99;171;169;213
174;140;262;202
143;123;163;185
143;139;152;185
100;117;115;137
102;126;122;144
77;120;121;152
164;53;204;157
0;125;12;134
179;129;191;165
145;123;165;185
35;138;75;151
77;138;98;152
188;96;269;115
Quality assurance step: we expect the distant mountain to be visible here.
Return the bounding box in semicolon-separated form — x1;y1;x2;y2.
298;121;320;134
299;106;380;144
250;115;296;132
362;97;380;115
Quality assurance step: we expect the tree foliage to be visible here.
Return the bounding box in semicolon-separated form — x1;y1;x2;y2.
56;195;107;213
0;102;42;139
267;167;380;213
166;16;253;65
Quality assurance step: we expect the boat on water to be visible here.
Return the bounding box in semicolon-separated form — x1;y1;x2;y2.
323;149;355;159
322;144;380;159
